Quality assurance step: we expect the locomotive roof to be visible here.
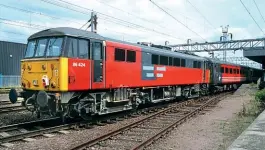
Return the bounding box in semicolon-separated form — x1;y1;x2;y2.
27;27;262;69
29;27;105;40
29;27;205;61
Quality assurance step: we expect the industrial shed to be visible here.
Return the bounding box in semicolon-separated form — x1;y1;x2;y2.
0;41;26;88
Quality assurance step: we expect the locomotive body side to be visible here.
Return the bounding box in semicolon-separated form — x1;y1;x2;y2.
105;41;210;89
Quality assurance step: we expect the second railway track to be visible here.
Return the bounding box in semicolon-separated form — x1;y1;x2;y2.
71;92;230;150
0;105;26;114
0;101;11;105
0;117;75;146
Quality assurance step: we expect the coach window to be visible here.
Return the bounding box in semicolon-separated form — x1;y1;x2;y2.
152;54;159;65
225;68;228;73
230;68;232;74
198;61;201;68
221;67;224;73
78;39;89;59
233;69;236;74
181;59;186;67
126;50;136;62
160;56;168;65
237;69;239;74
67;38;78;58
115;48;125;61
169;57;173;66
193;61;197;68
173;58;180;66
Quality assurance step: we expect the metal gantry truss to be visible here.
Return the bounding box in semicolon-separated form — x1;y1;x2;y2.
169;38;265;69
170;38;265;52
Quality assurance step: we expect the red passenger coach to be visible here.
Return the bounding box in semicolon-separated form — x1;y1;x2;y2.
221;64;243;84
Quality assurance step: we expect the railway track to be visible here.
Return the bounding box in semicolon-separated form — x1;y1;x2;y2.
0;105;26;114
70;93;230;150
0;101;11;105
0;117;76;146
0;102;174;147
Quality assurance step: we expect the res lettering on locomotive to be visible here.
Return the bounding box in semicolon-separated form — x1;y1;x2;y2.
9;27;263;121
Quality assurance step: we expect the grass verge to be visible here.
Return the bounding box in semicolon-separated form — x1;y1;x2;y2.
218;88;265;150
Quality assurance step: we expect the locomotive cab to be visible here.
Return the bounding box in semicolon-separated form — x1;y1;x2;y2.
9;28;105;119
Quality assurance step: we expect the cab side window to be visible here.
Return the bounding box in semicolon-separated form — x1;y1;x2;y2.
67;38;90;59
79;39;89;59
92;42;102;60
67;38;78;58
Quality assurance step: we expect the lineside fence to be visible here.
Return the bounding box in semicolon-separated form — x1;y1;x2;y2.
0;74;21;88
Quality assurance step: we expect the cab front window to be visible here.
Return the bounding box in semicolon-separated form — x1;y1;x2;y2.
25;40;36;58
35;39;48;57
47;38;63;57
24;37;64;58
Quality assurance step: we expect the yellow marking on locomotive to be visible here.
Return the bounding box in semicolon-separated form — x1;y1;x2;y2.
21;58;61;91
59;57;68;91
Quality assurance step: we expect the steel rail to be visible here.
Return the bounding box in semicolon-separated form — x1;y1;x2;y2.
70;97;209;150
0;105;26;114
0;117;73;144
0;101;10;105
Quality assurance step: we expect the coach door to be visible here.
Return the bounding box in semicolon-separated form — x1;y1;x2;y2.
91;40;105;89
213;63;221;84
203;61;207;82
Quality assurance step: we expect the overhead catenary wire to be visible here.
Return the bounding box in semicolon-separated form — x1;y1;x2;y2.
56;0;184;40
0;3;83;25
0;17;149;43
79;19;91;29
95;0;205;35
0;30;29;36
149;0;206;41
0;3;136;39
252;0;265;25
0;17;47;29
186;0;219;32
40;0;184;40
0;18;45;30
98;15;183;40
240;0;265;35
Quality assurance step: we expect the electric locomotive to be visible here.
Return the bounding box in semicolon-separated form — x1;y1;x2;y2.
9;27;263;120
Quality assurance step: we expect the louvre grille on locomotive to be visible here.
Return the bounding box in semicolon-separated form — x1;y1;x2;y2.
9;27;263;120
